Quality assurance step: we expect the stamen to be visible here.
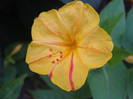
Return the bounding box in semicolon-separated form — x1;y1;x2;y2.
47;49;66;65
48;54;52;58
49;48;53;52
56;59;59;61
52;61;55;64
59;51;63;54
60;56;63;58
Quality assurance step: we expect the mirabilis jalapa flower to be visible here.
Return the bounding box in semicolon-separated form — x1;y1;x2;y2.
26;0;113;91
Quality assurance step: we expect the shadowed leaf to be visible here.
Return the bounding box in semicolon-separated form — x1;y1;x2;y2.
88;62;128;99
0;74;27;99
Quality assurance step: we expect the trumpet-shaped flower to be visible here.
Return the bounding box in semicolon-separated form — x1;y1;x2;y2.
26;1;113;91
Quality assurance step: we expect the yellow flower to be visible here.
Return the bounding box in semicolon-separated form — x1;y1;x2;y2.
26;1;113;91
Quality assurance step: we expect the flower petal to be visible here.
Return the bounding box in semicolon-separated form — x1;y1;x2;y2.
72;53;89;90
77;48;112;69
77;27;113;69
26;41;66;74
32;9;69;41
79;27;113;53
50;53;89;91
58;1;100;39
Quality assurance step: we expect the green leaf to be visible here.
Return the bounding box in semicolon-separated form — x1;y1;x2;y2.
41;75;59;89
72;83;91;99
109;46;132;66
4;43;27;60
3;66;17;84
4;42;20;57
100;0;125;48
30;89;75;99
88;62;128;99
0;66;17;86
15;61;31;76
4;43;27;67
100;13;123;34
59;0;102;9
13;44;27;61
127;69;133;99
123;7;133;52
0;74;27;99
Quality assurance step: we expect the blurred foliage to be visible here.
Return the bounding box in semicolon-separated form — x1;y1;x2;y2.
100;0;126;48
123;7;133;52
30;89;75;99
59;0;103;9
127;69;133;99
41;75;91;99
0;74;27;99
0;0;133;99
108;46;132;66
88;62;128;99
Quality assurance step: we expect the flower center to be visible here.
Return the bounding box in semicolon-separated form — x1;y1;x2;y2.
67;39;78;50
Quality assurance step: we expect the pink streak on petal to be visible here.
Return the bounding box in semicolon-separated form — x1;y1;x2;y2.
69;53;75;90
49;71;53;79
49;65;56;79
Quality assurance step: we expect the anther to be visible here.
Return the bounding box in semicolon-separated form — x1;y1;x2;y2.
49;48;53;52
48;55;52;58
56;59;59;61
59;51;63;54
60;56;63;58
52;61;55;64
